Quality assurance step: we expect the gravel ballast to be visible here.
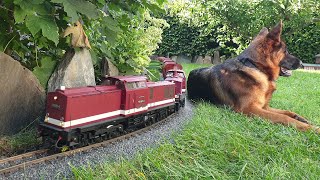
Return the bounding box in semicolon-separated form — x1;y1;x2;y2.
1;100;195;179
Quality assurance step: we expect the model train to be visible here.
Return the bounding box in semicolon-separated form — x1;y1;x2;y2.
38;57;186;150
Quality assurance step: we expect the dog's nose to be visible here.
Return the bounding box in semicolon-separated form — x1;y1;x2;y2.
300;61;304;68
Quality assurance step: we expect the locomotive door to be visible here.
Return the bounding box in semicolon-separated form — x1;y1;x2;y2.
125;81;148;114
134;90;147;110
133;81;148;113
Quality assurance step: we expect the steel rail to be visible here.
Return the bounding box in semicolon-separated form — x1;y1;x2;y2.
0;114;174;175
0;149;48;165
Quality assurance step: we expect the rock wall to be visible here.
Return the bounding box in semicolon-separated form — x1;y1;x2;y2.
101;57;119;77
0;53;45;135
47;48;96;92
169;51;222;65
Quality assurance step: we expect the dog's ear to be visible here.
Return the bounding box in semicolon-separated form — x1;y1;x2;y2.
258;27;269;36
267;20;282;42
252;27;268;42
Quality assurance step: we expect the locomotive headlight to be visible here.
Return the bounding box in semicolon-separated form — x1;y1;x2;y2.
44;116;49;122
54;96;58;100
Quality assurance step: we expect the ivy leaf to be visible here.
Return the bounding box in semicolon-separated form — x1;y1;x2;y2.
51;0;98;22
32;56;56;88
26;14;59;45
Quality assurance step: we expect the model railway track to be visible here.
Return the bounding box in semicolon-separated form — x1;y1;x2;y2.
0;114;173;175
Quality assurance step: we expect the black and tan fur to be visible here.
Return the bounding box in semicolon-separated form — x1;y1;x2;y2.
187;21;319;132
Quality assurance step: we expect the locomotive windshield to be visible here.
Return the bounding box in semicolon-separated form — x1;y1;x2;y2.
126;81;147;89
177;72;185;78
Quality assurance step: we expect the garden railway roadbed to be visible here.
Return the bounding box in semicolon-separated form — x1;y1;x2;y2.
0;99;194;179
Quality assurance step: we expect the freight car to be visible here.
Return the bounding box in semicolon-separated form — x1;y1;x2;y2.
38;75;185;150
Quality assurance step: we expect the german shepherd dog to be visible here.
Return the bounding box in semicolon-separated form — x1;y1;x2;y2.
187;21;319;132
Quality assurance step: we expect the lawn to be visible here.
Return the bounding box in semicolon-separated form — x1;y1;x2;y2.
72;64;320;179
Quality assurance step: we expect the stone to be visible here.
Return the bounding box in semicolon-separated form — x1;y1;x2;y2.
0;52;45;135
170;56;178;62
192;55;199;63
195;56;204;64
176;54;192;63
213;50;221;64
315;54;320;64
203;55;213;64
101;57;119;77
47;48;96;92
220;55;226;62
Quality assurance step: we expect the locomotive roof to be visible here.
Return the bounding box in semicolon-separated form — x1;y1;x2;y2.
164;61;176;64
105;76;147;83
157;57;172;62
57;85;119;96
146;80;174;87
167;69;185;72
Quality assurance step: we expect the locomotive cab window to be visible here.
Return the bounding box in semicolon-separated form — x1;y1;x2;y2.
126;82;136;89
126;81;147;90
166;71;174;78
178;72;185;78
137;81;146;88
115;81;124;90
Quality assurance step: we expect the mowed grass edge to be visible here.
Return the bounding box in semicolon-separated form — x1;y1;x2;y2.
71;64;320;179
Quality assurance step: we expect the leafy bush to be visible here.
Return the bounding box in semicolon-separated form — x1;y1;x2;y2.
157;0;320;63
0;0;168;87
285;24;320;63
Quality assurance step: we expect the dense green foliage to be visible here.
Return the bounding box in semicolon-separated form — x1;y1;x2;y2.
157;0;320;63
0;0;167;86
2;0;318;88
156;16;217;57
156;16;238;58
87;10;168;82
71;64;320;179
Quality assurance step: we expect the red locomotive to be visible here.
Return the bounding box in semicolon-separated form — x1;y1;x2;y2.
157;56;186;96
39;75;186;149
157;57;183;78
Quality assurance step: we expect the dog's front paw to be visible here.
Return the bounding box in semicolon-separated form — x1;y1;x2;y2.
311;126;320;134
294;115;309;124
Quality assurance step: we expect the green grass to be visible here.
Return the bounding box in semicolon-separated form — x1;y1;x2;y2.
71;65;320;179
181;63;211;77
0;128;41;156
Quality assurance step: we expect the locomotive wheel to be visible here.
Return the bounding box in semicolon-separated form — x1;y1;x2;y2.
181;99;185;107
175;103;180;112
79;135;89;147
110;131;120;138
95;136;103;143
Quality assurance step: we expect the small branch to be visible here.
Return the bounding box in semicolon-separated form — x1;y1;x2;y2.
3;35;16;53
0;5;13;12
